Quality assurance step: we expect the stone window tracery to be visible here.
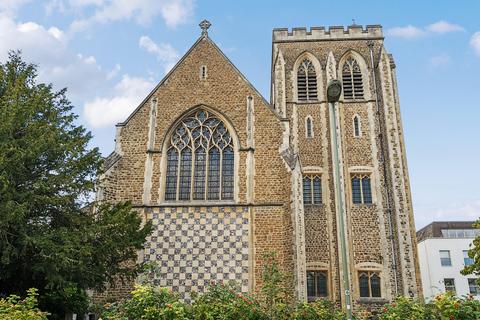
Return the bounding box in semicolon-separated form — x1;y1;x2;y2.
303;175;322;205
307;270;328;300
351;174;372;204
164;109;234;201
359;271;381;298
297;59;318;101
342;58;364;100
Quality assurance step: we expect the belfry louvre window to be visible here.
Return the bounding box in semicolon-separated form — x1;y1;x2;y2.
297;59;318;101
359;271;381;298
164;109;234;201
342;58;364;100
307;271;328;300
303;175;322;205
351;174;372;204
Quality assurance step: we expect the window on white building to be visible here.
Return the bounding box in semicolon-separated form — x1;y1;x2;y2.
468;279;479;295
439;250;452;266
444;278;456;294
441;229;480;238
464;250;474;266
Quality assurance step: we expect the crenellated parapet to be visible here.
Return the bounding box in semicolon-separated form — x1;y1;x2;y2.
273;25;383;42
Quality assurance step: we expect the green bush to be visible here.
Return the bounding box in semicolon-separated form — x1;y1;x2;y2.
0;288;49;320
294;300;345;320
99;285;190;320
379;293;480;320
96;252;480;320
191;282;265;320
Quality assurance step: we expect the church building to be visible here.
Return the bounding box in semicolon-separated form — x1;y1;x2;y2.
96;21;422;309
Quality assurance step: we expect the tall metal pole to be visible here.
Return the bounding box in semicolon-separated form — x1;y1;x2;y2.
327;80;352;320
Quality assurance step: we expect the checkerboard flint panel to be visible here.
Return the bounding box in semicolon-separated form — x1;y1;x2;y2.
143;206;250;301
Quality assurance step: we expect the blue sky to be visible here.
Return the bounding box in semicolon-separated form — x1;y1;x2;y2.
1;0;479;228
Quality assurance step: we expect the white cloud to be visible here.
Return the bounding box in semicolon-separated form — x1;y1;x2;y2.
432;200;480;221
388;21;464;39
415;200;480;229
429;54;451;67
44;0;67;16
0;15;109;103
106;63;121;80
139;35;178;73
387;25;426;39
387;25;425;39
160;0;193;28
0;0;31;13
69;0;194;32
471;32;480;57
83;75;155;128
426;21;464;34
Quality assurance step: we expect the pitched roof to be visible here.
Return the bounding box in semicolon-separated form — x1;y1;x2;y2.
117;33;276;127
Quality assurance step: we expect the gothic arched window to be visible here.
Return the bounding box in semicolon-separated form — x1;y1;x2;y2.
306;116;313;138
297;59;318;101
164;109;235;201
342;58;364;100
353;115;361;137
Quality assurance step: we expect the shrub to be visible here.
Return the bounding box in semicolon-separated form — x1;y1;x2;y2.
0;288;49;320
294;299;344;320
429;292;480;320
100;285;190;320
191;282;266;320
378;296;426;320
378;293;480;320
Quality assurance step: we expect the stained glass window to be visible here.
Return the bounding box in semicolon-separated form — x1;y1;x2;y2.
164;109;235;201
297;59;318;101
342;58;364;100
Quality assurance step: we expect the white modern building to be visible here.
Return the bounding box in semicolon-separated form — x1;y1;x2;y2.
417;221;480;300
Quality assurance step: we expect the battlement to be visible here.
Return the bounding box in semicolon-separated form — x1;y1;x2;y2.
272;25;383;42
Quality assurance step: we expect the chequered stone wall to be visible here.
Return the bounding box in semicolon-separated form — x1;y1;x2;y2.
143;206;250;301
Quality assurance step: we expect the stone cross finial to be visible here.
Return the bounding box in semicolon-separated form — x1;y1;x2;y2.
199;20;211;36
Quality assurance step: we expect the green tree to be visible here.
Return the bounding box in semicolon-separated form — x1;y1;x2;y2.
462;219;480;285
0;51;152;318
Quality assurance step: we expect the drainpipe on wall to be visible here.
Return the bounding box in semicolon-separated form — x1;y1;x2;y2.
327;80;352;320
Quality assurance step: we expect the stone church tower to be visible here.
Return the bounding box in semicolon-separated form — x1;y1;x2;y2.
96;21;422;309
